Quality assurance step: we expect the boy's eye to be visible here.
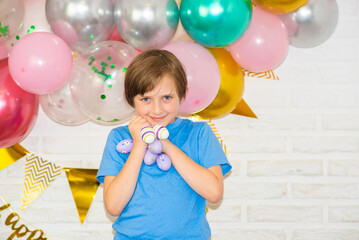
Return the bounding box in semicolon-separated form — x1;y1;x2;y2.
163;96;172;100
141;97;150;102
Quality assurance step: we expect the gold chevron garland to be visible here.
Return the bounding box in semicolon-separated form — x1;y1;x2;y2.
189;116;229;157
64;168;100;224
243;69;279;80
21;154;63;211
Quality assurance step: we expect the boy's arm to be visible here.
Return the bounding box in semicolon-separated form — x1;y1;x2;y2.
161;139;224;203
103;145;146;216
103;114;150;216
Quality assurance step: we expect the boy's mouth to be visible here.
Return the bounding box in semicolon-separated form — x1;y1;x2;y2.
150;116;165;122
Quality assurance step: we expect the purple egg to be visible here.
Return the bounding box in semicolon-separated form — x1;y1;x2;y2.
156;153;171;171
148;139;163;154
116;139;133;153
143;149;158;166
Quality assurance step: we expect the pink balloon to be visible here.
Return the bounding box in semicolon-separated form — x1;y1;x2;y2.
0;59;39;148
228;7;289;72
162;41;220;115
0;45;8;60
8;32;73;94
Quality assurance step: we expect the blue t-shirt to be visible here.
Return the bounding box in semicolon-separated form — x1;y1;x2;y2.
97;117;231;240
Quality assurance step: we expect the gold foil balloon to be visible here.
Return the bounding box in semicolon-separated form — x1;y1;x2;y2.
253;0;309;14
196;48;244;119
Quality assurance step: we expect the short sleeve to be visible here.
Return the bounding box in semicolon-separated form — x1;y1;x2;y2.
96;128;129;183
197;123;232;176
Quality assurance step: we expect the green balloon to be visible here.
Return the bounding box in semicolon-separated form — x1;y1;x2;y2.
180;0;252;48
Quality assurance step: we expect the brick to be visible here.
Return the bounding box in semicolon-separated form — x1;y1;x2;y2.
247;205;322;222
248;159;322;176
292;228;359;240
292;136;359;153
329;205;359;222
293;182;359;199
322;113;359;130
329;159;359;176
224;180;287;199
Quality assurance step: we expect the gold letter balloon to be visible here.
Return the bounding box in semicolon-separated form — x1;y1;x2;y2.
253;0;309;14
196;48;244;119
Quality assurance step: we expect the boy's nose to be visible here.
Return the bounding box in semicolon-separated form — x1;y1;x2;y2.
152;101;163;115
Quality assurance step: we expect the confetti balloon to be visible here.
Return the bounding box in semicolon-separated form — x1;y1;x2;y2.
253;0;309;14
196;48;245;119
282;0;339;48
180;0;252;48
114;0;179;50
46;0;115;51
0;59;39;148
8;32;73;94
40;82;89;126
70;41;138;125
0;0;25;44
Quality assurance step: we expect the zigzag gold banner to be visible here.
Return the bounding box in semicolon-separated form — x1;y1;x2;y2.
189;116;229;157
0;143;28;171
243;69;279;80
21;154;62;211
64;168;100;224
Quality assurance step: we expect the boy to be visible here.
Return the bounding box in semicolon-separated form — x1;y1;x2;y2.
97;49;231;239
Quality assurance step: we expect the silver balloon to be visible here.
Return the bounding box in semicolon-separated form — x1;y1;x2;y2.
0;0;25;44
40;81;90;126
281;0;339;48
114;0;179;50
45;0;115;51
70;41;138;125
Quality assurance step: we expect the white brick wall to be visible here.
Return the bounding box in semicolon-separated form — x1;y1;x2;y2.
1;1;359;239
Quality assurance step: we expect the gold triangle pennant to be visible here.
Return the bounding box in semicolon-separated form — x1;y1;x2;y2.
0;143;29;171
21;154;62;211
64;168;99;224
231;99;257;119
243;69;279;80
189;116;229;157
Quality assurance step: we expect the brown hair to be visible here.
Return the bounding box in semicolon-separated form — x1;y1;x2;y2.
124;49;187;107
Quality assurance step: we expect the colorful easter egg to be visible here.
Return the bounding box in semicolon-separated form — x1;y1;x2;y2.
143;149;158;165
156;153;171;171
148;139;163;154
116;139;133;153
153;124;169;139
140;126;156;143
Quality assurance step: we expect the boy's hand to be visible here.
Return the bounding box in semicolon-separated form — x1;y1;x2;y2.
128;114;151;147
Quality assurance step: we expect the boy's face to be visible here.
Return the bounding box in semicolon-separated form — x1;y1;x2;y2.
133;75;184;127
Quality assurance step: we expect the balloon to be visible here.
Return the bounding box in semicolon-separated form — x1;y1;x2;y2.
162;41;220;115
70;41;138;125
253;0;309;14
281;0;339;48
196;48;244;119
0;0;25;44
46;0;115;51
179;0;252;48
8;32;73;94
0;44;8;60
0;59;39;148
114;0;179;51
40;81;89;126
228;7;289;72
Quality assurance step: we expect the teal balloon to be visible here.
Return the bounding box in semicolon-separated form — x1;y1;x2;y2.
180;0;252;48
